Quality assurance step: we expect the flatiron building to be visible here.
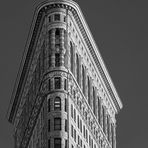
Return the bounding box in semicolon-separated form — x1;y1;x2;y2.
7;0;123;148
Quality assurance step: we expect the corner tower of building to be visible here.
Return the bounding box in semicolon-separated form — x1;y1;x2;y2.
7;0;123;148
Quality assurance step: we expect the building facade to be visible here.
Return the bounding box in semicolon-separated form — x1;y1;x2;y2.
7;0;123;148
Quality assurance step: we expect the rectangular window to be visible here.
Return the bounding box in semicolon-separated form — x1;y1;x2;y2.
48;139;50;148
65;140;67;148
71;105;73;118
74;129;76;142
64;79;67;90
54;77;61;89
77;115;79;128
54;138;61;148
65;98;67;112
74;109;76;122
49;16;51;22
48;99;50;112
65;119;67;132
48;119;50;132
71;125;73;137
49;79;51;91
55;53;60;67
54;118;61;130
54;14;60;21
83;125;85;138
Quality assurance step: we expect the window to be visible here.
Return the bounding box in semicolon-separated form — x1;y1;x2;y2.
98;97;101;124
55;53;60;67
65;140;67;148
74;129;76;142
76;54;79;84
71;125;73;137
93;87;96;115
70;42;74;73
54;14;60;21
49;79;51;91
54;77;61;89
64;16;66;22
64;79;67;90
49;16;51;22
48;119;50;132
77;115;79;128
49;54;52;68
54;138;61;148
71;104;73;118
54;97;61;111
87;77;91;106
83;125;85;138
65;119;67;132
74;109;76;122
48;99;50;112
82;66;85;95
65;98;67;112
48;139;50;148
80;120;82;133
86;130;88;142
54;118;61;130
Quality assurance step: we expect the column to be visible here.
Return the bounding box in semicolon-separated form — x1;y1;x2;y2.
109;118;112;146
50;29;56;67
112;124;116;148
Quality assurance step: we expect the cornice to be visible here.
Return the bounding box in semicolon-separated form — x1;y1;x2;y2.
7;0;122;124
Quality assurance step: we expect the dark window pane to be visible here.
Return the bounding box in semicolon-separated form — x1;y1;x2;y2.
65;98;67;112
54;14;60;21
54;138;61;148
48;139;50;148
48;119;50;132
48;99;50;112
65;119;67;132
49;16;51;22
64;79;67;90
54;118;61;130
54;77;61;89
55;53;60;67
49;79;51;91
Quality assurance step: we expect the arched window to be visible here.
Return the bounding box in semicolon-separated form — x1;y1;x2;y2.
82;66;85;95
87;76;91;106
54;97;61;111
93;87;96;115
76;54;79;84
70;42;74;73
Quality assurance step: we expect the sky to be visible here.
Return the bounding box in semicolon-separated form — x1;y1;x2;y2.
0;0;148;147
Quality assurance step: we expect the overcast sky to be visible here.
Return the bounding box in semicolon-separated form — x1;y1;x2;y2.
0;0;148;147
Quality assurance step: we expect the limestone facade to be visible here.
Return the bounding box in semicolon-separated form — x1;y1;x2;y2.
7;1;122;148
